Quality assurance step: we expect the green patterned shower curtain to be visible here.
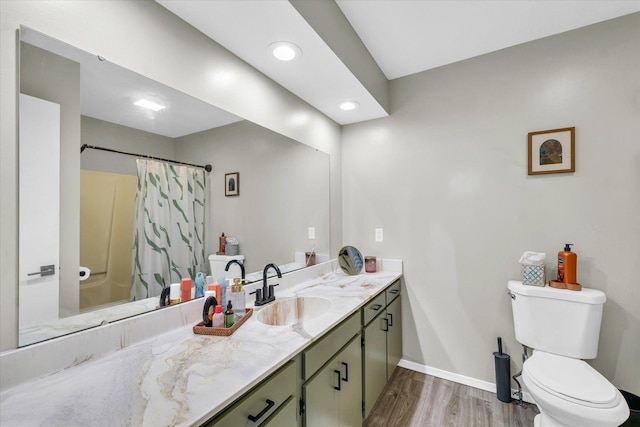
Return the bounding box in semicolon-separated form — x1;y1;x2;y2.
130;159;207;300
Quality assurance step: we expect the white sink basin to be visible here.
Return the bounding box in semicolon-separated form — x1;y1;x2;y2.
256;297;331;326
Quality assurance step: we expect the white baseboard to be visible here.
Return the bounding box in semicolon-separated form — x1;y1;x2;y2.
398;359;536;404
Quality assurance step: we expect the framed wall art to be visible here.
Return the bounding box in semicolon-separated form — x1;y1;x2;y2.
225;172;239;196
528;127;575;175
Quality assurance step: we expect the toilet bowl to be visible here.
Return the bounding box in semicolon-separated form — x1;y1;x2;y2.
523;351;630;427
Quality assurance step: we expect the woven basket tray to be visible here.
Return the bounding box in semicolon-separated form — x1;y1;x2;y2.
193;308;253;336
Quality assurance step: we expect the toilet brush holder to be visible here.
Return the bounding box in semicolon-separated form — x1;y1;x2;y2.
494;337;511;403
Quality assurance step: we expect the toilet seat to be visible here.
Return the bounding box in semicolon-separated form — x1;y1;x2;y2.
524;352;620;409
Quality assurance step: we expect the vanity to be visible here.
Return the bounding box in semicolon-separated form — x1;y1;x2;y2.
0;260;402;426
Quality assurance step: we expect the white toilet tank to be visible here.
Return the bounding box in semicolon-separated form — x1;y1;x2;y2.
209;254;245;282
507;280;606;359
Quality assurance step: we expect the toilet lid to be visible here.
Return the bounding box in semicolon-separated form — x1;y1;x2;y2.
525;352;619;408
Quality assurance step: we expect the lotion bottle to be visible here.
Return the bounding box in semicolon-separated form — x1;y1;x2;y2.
217;232;227;255
558;244;577;284
212;305;224;328
181;278;192;302
208;282;221;303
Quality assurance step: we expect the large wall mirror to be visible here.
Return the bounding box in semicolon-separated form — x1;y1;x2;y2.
17;27;330;347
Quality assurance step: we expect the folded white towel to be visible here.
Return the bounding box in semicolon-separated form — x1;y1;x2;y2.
519;251;546;265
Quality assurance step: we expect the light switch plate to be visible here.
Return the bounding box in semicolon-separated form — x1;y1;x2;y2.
375;228;383;242
308;227;315;239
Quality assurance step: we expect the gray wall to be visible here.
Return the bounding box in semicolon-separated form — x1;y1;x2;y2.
0;0;341;351
81;116;176;176
176;121;330;274
342;13;640;394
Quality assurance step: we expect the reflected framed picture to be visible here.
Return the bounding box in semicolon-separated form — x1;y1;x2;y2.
225;172;239;196
528;127;575;175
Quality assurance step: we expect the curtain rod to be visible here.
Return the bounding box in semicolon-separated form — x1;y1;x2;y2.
80;144;212;172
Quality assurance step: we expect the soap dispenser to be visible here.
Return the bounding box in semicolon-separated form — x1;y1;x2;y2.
550;244;581;290
231;278;246;316
558;243;577;284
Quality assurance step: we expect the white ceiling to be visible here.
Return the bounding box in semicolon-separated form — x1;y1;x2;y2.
337;0;640;80
21;27;242;139
22;2;640;137
158;0;640;125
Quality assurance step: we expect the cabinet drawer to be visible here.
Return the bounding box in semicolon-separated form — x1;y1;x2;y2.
302;312;360;380
386;280;401;305
208;360;296;426
362;291;386;326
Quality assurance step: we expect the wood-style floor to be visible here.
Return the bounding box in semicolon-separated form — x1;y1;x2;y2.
365;367;539;427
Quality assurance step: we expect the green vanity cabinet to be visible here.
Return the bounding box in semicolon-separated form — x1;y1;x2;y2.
206;359;298;427
205;278;402;427
302;334;362;427
362;279;403;418
362;300;389;418
301;312;361;427
386;294;402;380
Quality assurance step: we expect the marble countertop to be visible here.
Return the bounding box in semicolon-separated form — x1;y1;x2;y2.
0;267;401;426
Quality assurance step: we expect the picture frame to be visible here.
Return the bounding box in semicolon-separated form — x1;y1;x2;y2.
528;127;575;175
224;172;239;196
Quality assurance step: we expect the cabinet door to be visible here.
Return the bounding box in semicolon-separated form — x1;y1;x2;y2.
363;312;388;419
303;359;340;427
338;335;362;427
304;335;362;427
386;297;402;380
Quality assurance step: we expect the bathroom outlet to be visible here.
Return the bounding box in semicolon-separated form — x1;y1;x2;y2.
375;228;383;242
308;227;315;239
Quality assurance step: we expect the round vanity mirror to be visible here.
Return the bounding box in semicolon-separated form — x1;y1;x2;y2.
338;246;364;275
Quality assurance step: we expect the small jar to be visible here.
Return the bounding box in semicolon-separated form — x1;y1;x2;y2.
365;256;377;273
305;251;316;266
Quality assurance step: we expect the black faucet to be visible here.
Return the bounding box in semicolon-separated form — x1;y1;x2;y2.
252;263;282;306
224;259;245;280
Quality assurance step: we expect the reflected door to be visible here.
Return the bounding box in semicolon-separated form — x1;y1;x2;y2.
19;94;60;332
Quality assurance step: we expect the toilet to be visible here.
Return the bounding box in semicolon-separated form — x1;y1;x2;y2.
507;280;629;427
208;254;245;281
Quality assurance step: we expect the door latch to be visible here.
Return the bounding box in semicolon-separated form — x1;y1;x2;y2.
27;264;55;277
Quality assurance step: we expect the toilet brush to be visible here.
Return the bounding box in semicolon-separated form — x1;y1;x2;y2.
494;337;511;403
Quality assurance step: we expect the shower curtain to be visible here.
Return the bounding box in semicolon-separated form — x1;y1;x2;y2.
131;159;207;300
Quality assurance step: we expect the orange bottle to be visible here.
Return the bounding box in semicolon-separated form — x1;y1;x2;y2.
217;232;226;255
557;244;577;284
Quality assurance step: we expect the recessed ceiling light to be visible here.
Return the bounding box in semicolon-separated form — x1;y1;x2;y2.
134;99;166;111
338;101;360;111
269;41;302;61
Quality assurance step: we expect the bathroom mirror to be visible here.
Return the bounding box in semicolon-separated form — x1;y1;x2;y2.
17;27;330;346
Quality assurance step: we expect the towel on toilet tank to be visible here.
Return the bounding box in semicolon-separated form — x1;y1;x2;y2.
519;251;546;265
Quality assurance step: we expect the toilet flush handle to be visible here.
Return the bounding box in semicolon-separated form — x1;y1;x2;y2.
507;291;516;300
